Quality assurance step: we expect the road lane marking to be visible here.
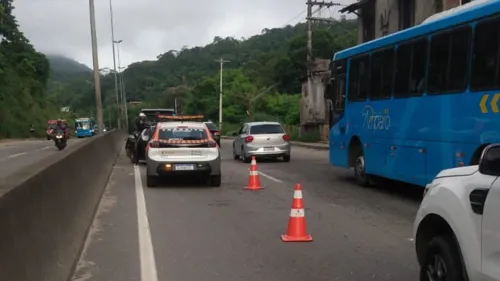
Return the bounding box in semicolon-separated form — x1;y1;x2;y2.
7;152;27;158
258;171;283;183
133;165;159;281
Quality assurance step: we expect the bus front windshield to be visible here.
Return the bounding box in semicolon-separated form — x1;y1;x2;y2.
77;122;91;130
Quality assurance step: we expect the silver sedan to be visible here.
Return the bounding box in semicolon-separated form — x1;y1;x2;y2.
232;121;291;162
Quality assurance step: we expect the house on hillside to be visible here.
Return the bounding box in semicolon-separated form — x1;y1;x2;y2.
340;0;474;44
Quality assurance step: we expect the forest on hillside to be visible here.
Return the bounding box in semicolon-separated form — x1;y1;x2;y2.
50;19;357;135
0;0;357;138
0;0;73;138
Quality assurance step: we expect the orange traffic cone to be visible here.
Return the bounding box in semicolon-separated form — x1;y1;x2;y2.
281;183;312;242
244;156;264;190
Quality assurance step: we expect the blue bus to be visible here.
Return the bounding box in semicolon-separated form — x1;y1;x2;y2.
75;118;95;138
328;0;500;187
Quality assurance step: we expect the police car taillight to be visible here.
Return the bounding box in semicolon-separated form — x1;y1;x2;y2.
149;141;160;148
208;141;217;147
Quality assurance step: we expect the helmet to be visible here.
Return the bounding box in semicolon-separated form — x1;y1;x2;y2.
139;113;146;118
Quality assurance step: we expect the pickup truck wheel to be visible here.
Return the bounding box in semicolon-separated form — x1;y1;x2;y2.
420;235;466;281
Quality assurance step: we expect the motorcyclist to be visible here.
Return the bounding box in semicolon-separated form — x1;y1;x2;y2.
132;113;148;163
135;112;147;134
53;119;68;139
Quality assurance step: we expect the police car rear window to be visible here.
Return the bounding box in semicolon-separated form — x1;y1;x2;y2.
204;122;218;130
158;127;208;140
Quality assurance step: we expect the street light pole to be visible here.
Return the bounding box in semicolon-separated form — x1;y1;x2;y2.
115;40;128;132
89;0;103;135
215;58;229;132
109;0;121;129
119;66;129;132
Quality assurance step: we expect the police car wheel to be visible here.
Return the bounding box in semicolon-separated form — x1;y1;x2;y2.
146;176;159;188
209;175;221;187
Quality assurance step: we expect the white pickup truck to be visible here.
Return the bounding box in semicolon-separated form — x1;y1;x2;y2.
413;144;500;281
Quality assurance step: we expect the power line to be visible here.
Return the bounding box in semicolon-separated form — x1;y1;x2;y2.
282;10;307;27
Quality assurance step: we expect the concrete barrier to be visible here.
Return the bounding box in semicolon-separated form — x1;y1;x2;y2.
0;130;124;281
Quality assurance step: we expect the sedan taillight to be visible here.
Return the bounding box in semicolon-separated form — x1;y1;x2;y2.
149;141;160;148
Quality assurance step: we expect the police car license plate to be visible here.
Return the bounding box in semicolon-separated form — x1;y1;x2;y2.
174;164;194;171
264;147;274;151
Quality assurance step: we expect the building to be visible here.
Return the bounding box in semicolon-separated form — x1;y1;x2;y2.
340;0;474;44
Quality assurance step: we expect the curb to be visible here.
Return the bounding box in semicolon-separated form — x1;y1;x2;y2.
221;136;329;151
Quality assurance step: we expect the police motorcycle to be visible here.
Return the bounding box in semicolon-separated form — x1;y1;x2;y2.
53;129;67;150
125;122;155;164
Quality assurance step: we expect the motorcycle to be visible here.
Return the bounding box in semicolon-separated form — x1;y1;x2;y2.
53;129;67;150
125;124;153;164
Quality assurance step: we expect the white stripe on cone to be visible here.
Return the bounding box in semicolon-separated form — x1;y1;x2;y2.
249;170;258;176
251;159;256;165
289;208;305;217
293;190;303;199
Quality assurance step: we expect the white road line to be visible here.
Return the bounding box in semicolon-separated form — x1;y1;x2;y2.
133;165;159;281
258;171;283;183
7;152;27;158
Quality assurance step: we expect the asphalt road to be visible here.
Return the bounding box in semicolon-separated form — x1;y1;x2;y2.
72;139;423;281
0;138;83;179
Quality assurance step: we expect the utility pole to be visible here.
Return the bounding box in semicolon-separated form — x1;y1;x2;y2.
89;0;103;135
109;0;121;129
215;58;230;132
306;0;342;65
304;0;342;136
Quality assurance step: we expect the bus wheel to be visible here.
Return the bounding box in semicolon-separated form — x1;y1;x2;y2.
354;153;370;187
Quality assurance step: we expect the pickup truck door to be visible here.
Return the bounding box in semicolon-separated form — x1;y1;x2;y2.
481;177;500;281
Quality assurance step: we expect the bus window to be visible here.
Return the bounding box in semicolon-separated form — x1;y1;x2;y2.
428;26;471;94
395;38;427;97
448;27;471;91
470;17;500;91
370;47;394;99
395;43;412;96
428;32;451;93
333;77;346;112
348;55;369;101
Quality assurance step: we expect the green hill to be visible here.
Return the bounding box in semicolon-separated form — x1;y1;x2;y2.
46;54;91;82
51;20;358;132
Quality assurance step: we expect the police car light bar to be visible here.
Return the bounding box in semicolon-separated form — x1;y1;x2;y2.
157;115;204;122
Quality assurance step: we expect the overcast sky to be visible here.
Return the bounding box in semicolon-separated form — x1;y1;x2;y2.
13;0;352;69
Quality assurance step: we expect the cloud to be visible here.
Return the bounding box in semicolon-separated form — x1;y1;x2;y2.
13;0;352;68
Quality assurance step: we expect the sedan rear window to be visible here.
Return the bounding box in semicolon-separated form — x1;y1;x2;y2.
158;127;208;140
249;124;284;134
